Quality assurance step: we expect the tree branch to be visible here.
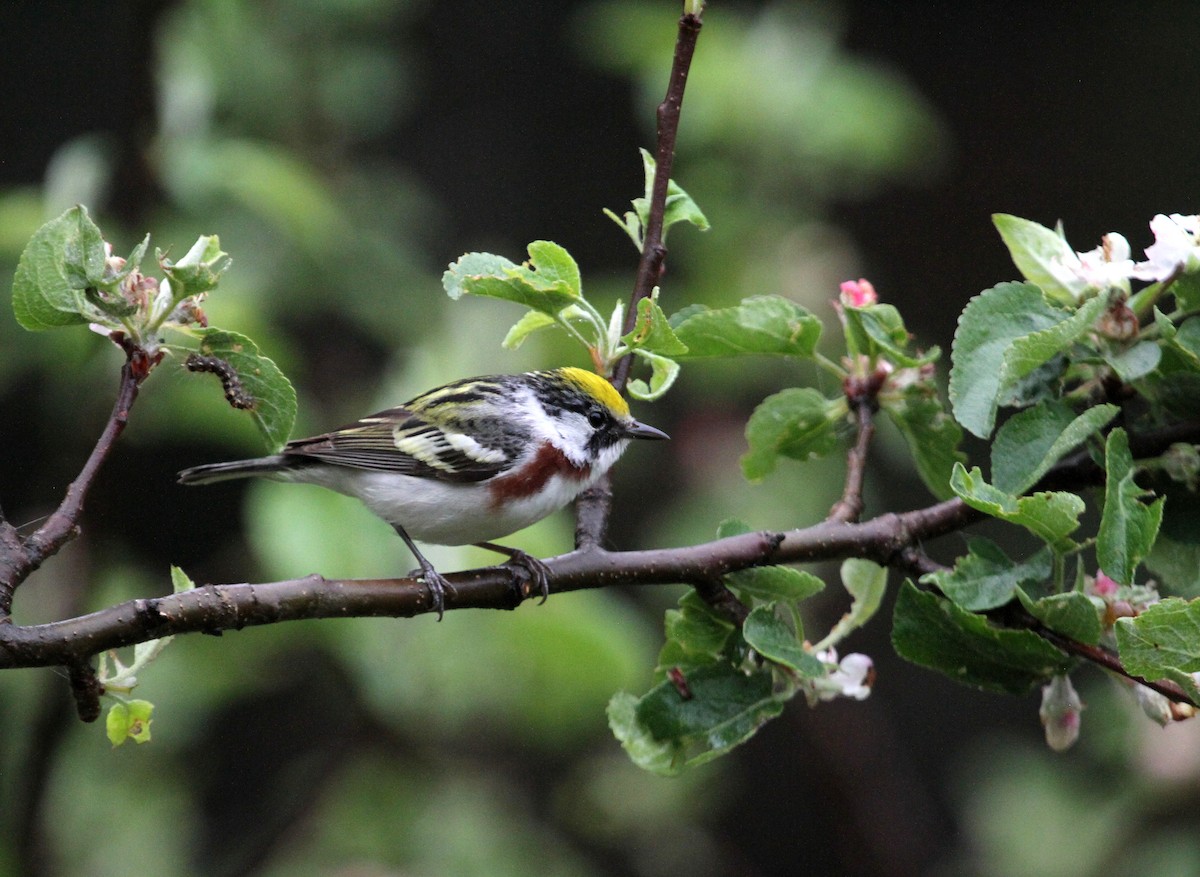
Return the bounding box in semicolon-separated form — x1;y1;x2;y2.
0;349;148;616
610;7;702;394
828;396;877;523
577;6;703;547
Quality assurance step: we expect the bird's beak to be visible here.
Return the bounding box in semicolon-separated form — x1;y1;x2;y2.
626;420;670;440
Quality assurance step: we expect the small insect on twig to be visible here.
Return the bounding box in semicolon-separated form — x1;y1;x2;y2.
185;354;256;410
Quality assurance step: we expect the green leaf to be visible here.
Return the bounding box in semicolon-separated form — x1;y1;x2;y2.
673;295;821;359
1003;293;1108;384
619;663;783;775
1147;532;1200;598
715;519;826;603
11;205;104;330
626;349;680;401
1115;598;1200;697
892;582;1071;694
159;234;230;297
992;213;1082;304
842;303;938;367
169;565;195;593
105;699;155;747
725;564;825;604
606;149;710;251
881;380;965;500
950;464;1084;549
501;309;558;349
743;605;824;676
816;559;888;649
990;401;1118;495
1097;428;1164;585
1015;588;1103;645
607;691;676;774
949;282;1104;438
923;538;1053;611
443;243;581;316
1104;340;1161;383
622;296;688;356
190;328;298;452
741;388;842;481
662;591;735;665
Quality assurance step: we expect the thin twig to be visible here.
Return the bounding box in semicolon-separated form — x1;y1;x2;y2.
610;8;703;394
577;6;704;546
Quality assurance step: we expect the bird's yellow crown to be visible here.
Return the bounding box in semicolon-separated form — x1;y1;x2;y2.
556;367;629;417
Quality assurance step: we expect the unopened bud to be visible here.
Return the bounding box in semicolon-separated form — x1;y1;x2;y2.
838;278;877;308
1040;674;1083;752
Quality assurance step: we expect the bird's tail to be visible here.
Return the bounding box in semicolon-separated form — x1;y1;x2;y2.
177;455;291;486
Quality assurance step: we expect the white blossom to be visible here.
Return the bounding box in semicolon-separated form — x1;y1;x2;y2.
1133;213;1200;281
1048;232;1135;298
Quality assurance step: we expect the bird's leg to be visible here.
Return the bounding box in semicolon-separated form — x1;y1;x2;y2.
392;524;449;620
475;542;551;604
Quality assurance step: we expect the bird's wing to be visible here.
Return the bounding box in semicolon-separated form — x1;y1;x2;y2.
282;407;515;483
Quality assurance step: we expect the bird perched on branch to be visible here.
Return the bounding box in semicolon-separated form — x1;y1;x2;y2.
178;367;668;617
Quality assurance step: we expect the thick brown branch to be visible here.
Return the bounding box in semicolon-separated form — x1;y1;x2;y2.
0;505;959;670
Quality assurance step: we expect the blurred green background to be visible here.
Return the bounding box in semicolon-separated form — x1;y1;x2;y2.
3;1;1200;875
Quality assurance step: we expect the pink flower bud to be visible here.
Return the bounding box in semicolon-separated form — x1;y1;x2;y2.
838;278;877;308
1092;571;1119;597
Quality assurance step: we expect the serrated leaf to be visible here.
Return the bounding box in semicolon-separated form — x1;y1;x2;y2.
1015;588;1103;645
443;244;581;315
673;295;821;360
622;296;688;356
11;205;103;330
1115;598;1200;697
892;582;1071;694
950;282;1077;438
1098;428;1164;585
1002;293;1108;383
741;388;841;481
626;349;680;401
192;328;297;451
950;464;1084;549
882;380;965;500
991;401;1118;495
621;663;783;775
923;538;1053;611
993;213;1082;304
743;605;824;676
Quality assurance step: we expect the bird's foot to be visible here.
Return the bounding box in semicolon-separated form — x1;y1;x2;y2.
476;543;551;604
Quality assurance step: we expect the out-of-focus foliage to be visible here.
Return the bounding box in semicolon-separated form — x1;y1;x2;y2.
15;2;1196;877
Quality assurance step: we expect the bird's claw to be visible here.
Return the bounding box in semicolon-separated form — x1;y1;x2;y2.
500;550;551;604
409;560;450;621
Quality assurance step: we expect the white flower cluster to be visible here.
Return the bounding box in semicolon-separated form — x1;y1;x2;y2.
1052;213;1200;297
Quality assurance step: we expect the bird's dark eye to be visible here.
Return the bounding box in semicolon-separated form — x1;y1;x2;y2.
586;406;607;429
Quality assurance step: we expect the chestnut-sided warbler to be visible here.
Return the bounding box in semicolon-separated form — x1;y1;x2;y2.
178;367;668;616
